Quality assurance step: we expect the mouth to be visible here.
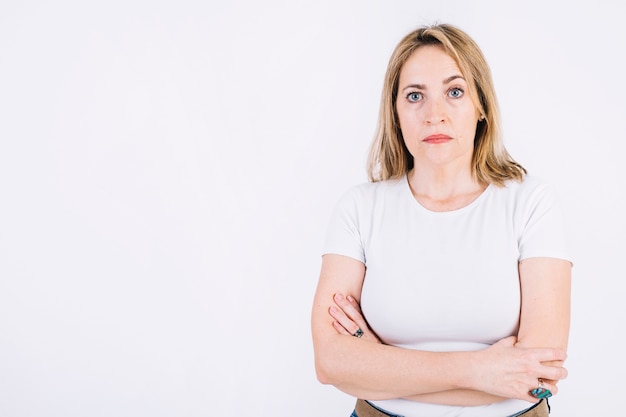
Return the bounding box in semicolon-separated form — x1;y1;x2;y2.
422;134;452;144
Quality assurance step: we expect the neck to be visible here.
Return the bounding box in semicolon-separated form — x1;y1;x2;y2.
407;167;487;212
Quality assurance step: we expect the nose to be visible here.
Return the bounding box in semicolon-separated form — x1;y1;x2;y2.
424;97;446;124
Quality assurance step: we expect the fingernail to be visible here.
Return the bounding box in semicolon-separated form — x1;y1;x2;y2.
334;293;343;301
347;295;354;302
329;306;337;313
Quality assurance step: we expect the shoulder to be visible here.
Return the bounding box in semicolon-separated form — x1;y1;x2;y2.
497;175;558;201
502;174;551;191
338;177;406;203
494;175;566;223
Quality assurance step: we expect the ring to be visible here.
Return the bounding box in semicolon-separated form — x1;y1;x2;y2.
529;378;552;399
353;328;364;338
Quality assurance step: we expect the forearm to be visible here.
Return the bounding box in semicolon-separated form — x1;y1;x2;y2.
312;255;476;399
312;255;569;402
314;333;474;400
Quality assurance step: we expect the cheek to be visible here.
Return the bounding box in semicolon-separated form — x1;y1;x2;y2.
455;109;479;137
397;108;420;132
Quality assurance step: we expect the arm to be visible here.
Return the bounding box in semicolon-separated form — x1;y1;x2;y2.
515;257;571;377
311;254;568;402
329;292;505;405
408;257;572;404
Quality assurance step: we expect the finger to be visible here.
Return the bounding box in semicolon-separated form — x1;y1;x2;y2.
542;381;558;396
540;378;559;386
532;347;567;363
331;294;381;342
329;305;361;336
347;295;362;312
332;320;351;336
527;378;558;401
334;293;367;327
539;363;568;382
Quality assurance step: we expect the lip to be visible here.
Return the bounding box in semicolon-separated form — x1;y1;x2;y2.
422;134;452;144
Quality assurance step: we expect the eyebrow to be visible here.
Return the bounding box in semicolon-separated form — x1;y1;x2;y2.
400;75;465;92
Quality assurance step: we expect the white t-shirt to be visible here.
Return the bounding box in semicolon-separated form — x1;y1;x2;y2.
322;174;571;417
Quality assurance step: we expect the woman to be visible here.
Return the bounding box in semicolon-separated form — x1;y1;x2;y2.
311;23;571;417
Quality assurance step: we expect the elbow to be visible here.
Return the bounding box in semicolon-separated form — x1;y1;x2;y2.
313;343;345;386
314;357;336;385
315;358;365;399
312;335;343;385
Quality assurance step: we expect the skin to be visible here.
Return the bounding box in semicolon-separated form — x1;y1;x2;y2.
397;45;486;209
311;45;571;406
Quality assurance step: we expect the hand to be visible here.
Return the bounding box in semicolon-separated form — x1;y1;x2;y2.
471;336;568;401
329;293;381;344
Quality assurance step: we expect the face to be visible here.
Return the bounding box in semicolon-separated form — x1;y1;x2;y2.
396;45;481;170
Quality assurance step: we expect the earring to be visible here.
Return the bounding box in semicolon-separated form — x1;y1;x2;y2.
479;114;485;121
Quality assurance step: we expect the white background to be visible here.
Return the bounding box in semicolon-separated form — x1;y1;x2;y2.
0;1;623;416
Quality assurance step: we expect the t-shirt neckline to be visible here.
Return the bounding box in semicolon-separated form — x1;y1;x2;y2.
402;174;494;215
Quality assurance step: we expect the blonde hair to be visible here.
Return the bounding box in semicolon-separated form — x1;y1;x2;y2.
366;23;526;185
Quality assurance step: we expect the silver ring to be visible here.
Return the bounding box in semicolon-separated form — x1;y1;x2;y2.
353;328;364;338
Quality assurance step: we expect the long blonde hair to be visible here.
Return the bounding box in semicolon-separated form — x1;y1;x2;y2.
366;23;526;185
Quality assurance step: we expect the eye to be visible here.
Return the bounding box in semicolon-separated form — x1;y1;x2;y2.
448;87;464;99
406;92;422;102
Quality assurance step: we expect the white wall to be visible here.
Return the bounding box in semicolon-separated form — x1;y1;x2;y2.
0;1;622;416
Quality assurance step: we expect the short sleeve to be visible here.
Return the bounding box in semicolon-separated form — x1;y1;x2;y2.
517;180;572;264
321;187;366;263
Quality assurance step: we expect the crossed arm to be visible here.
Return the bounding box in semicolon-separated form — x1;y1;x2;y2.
310;254;571;405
